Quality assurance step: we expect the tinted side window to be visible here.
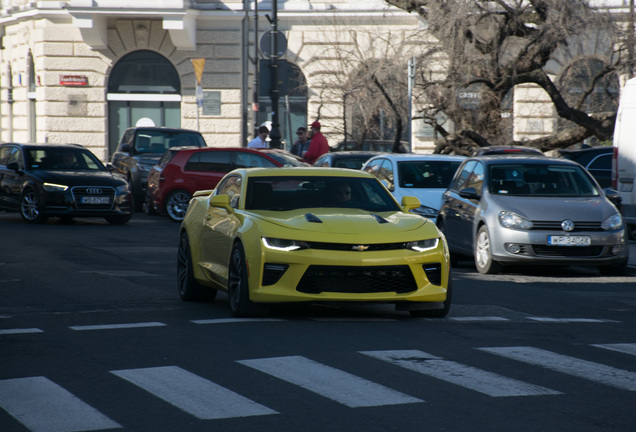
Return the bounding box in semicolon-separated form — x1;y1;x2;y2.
7;148;24;170
588;154;611;170
0;146;11;165
451;160;477;190
216;174;242;207
364;159;383;177
185;151;231;172
379;159;394;189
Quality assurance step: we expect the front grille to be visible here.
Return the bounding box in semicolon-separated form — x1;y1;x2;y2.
71;186;116;210
531;245;604;257
306;242;407;251
423;263;442;285
296;265;417;294
530;221;603;232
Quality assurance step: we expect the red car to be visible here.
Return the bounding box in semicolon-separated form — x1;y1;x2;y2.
146;147;308;221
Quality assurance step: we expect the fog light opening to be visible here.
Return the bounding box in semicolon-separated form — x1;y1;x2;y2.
611;245;622;255
506;243;521;254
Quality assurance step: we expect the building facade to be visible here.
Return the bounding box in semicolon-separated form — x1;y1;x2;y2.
0;0;629;161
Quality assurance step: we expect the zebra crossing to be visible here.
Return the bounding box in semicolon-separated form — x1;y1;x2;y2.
1;343;635;432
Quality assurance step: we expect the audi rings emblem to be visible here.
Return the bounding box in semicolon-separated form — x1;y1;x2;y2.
561;220;575;232
86;188;103;195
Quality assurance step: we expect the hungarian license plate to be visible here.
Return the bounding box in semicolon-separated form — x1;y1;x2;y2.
82;196;110;204
547;235;591;246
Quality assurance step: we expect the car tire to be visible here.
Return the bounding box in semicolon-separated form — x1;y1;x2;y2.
20;189;48;224
599;260;628;276
104;214;132;225
409;273;452;318
165;190;192;223
176;231;217;301
628;224;636;241
228;242;268;317
475;225;502;274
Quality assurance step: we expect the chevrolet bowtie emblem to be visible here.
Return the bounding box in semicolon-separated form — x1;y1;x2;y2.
352;245;370;251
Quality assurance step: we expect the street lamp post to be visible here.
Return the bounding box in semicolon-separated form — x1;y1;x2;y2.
268;0;282;149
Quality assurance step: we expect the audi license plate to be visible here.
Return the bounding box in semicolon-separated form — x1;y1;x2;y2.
547;235;591;246
81;196;110;204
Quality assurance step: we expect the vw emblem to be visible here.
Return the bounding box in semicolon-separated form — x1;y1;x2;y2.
561;220;575;232
86;188;103;195
352;245;369;252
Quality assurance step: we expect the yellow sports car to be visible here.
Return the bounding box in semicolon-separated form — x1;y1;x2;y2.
177;167;451;317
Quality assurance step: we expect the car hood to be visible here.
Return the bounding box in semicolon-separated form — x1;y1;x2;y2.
252;208;432;241
489;195;618;221
34;170;126;187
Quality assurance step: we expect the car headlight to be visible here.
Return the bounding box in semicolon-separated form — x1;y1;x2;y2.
138;163;154;172
116;184;130;193
406;238;439;252
262;238;310;251
43;182;68;192
498;211;533;230
601;213;623;231
410;205;438;218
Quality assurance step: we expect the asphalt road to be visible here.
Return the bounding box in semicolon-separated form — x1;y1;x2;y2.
1;212;635;432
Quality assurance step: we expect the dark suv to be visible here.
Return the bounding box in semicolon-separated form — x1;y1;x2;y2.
110;127;207;210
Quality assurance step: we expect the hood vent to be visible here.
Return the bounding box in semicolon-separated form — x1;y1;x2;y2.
305;213;323;223
371;214;389;224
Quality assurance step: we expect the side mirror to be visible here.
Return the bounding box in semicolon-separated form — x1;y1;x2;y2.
401;196;421;212
209;194;232;211
604;188;622;209
120;143;130;153
7;162;22;173
459;187;480;200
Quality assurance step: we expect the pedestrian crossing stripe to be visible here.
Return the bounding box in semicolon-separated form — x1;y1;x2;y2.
479;346;636;391
592;342;636;356
0;376;122;432
111;366;277;419
237;355;423;407
360;350;561;397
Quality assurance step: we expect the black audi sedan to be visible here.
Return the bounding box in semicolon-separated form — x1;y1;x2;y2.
0;143;133;224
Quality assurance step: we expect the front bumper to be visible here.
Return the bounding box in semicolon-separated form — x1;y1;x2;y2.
41;187;133;218
489;226;628;266
244;241;450;304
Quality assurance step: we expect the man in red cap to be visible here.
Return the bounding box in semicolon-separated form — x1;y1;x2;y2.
303;121;329;164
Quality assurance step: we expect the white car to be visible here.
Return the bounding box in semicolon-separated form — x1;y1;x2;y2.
362;154;466;222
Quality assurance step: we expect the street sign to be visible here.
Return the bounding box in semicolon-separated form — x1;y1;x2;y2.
259;30;287;58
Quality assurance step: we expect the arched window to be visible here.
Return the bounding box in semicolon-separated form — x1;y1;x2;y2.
107;50;182;155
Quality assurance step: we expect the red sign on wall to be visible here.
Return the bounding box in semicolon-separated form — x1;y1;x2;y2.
59;75;88;86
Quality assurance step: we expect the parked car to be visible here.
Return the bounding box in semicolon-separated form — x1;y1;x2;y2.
177;167;451;317
146;147;308;222
110;127;207;210
472;146;544;156
313;151;382;169
362;154;466;223
0;143;133;224
437;156;628;275
556;146;612;188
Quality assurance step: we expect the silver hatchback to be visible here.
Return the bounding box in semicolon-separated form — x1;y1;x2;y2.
437;156;628;275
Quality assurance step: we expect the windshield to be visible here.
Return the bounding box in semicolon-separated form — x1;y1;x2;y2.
245;176;401;212
27;148;106;171
398;160;462;189
489;164;600;197
134;131;206;155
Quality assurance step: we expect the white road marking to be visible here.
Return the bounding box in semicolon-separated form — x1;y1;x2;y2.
69;322;166;331
480;346;636;391
449;316;510;322
526;317;617;323
237;355;422;407
0;376;121;432
192;318;286;324
111;366;277;419
0;328;43;335
592;343;636;356
360;349;560;397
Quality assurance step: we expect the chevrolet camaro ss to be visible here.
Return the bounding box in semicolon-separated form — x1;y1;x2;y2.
177;168;451;317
